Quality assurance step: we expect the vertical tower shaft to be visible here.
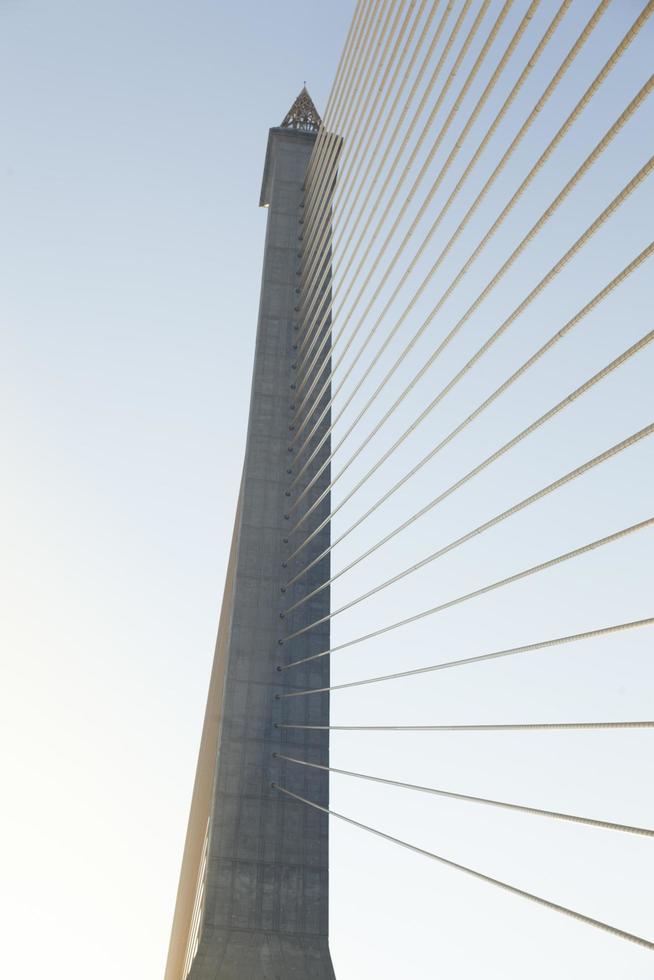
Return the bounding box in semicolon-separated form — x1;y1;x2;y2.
165;91;336;980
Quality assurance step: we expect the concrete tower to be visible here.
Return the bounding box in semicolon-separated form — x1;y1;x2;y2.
164;88;336;980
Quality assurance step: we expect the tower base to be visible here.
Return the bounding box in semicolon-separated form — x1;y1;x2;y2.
188;928;336;980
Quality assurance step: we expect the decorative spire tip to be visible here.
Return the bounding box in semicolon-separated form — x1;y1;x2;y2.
281;86;321;133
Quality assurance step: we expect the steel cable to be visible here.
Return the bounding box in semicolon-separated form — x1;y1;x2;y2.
290;1;638;481
290;48;654;519
297;0;463;355
302;0;398;255
300;0;431;301
273;785;654;950
293;0;599;390
267;4;654;963
294;0;604;393
298;0;508;362
301;0;411;273
297;0;412;347
297;0;492;383
296;0;479;367
287;141;654;534
303;0;387;240
291;0;575;455
284;333;654;603
274;753;654;838
275;617;654;687
302;0;366;187
295;0;534;421
273;784;654;949
280;517;654;667
286;245;652;571
277;721;654;732
301;0;370;197
299;0;453;331
282;424;653;629
302;0;389;240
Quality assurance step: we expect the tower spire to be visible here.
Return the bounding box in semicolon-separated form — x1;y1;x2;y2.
281;85;321;132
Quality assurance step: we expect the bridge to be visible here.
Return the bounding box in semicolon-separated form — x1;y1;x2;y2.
165;2;654;976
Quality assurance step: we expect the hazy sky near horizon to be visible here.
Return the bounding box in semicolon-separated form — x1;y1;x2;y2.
1;1;653;979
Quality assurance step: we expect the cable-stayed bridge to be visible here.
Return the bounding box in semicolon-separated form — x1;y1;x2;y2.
165;2;654;977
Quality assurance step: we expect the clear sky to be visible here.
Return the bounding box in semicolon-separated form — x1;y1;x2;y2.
1;2;652;979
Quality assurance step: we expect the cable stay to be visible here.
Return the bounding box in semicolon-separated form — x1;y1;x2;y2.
290;0;634;455
268;0;654;968
276;721;654;732
289;0;629;468
296;0;514;387
285;327;654;586
300;0;413;277
275;617;654;687
274;754;654;838
291;0;572;458
299;0;434;311
293;0;576;437
289;121;654;531
279;517;654;666
285;248;653;571
296;0;482;372
272;785;654;951
284;422;654;620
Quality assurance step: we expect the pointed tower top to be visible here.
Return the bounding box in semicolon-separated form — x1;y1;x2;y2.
281;86;321;132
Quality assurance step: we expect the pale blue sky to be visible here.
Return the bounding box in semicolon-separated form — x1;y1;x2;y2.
0;1;351;977
1;1;652;979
